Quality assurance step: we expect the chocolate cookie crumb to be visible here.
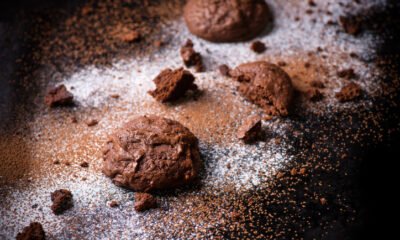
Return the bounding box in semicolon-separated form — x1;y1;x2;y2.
50;189;73;215
122;31;140;42
180;39;204;72
308;0;316;7
237;115;262;143
110;94;120;99
305;88;324;102
53;160;60;165
335;82;362;102
80;162;89;168
16;222;46;240
310;80;325;88
44;84;73;107
148;68;197;103
337;68;355;79
109;201;119;208
134;193;157;212
250;40;266;53
339;15;361;35
86;119;98;126
218;64;231;77
230;61;294;116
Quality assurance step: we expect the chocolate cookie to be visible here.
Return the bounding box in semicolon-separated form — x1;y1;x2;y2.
183;0;272;42
102;116;201;192
230;61;294;116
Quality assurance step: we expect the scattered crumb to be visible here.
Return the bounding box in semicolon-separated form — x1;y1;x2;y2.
250;40;266;53
134;193;157;212
50;189;73;215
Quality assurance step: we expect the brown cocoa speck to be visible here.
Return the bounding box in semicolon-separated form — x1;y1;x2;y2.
80;162;89;168
123;31;140;43
109;201;119;208
81;7;93;16
231;211;241;221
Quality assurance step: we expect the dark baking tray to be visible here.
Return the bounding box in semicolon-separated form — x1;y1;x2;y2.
1;0;400;239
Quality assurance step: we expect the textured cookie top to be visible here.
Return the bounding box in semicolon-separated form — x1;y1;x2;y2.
184;0;272;42
102;115;201;192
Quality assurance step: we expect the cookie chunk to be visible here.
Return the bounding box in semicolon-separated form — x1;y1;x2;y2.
102;116;202;192
230;61;294;116
134;193;157;212
180;39;204;72
50;189;73;215
335;82;362;102
237;115;262;143
183;0;272;42
44;84;73;107
148;68;197;102
16;222;46;240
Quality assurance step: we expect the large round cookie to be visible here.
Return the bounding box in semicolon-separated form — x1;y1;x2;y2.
183;0;272;42
102;115;201;192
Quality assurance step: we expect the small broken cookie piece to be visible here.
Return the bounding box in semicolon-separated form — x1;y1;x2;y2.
230;61;294;116
335;82;362;102
237;115;262;143
218;64;231;77
180;39;204;72
250;40;266;53
148;68;197;102
339;15;362;35
134;193;157;212
50;189;73;215
44;84;73;107
305;88;324;102
122;30;140;42
16;222;46;240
